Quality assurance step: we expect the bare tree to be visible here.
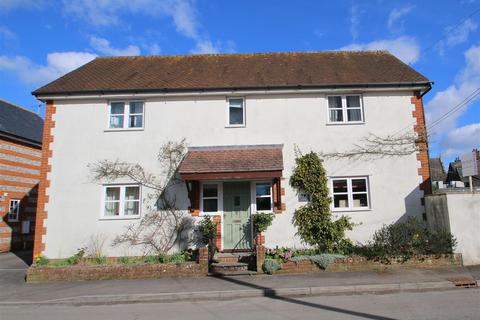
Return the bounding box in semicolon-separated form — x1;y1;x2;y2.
319;131;428;160
89;139;193;255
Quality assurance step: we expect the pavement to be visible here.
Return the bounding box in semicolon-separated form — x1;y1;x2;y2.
0;250;479;306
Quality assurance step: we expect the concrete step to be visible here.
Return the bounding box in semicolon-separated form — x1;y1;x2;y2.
210;262;249;275
213;252;254;264
210;270;257;277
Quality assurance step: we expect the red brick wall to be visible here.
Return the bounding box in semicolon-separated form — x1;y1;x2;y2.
411;92;432;195
33;100;56;259
0;136;41;252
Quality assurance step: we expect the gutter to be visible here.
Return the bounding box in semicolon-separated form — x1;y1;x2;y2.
33;82;433;101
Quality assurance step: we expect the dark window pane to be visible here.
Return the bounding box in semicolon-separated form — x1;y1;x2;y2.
234;196;240;206
111;102;125;114
203;199;218;212
125;186;140;200
105;187;120;201
256;197;271;211
333;194;349;208
129;102;143;114
333;180;348;193
353;193;368;207
346;96;360;108
203;184;218;197
129;115;143;128
110;115;124;128
347;109;362;121
256;183;271;196
229;107;244;125
328;96;342;109
352;179;367;192
330;109;343;122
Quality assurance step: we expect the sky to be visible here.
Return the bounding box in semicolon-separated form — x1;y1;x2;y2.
0;0;479;166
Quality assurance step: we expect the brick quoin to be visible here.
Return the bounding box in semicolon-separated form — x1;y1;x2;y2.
411;92;432;196
212;215;222;251
33;100;56;259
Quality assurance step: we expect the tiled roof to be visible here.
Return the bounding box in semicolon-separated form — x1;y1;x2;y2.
32;51;430;96
179;145;283;174
0;98;43;144
429;158;446;182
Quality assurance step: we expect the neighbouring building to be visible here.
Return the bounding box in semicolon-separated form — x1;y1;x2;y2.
0;99;43;252
445;150;480;188
429;157;447;189
31;51;432;259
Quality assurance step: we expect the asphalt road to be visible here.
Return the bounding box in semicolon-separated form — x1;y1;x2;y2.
1;288;479;320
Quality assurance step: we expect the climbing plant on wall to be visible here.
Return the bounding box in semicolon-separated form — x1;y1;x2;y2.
290;148;354;253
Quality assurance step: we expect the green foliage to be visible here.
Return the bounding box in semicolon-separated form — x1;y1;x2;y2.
262;259;282;274
88;256;107;265
358;217;457;260
118;256;132;264
290;254;344;269
198;215;217;245
254;212;275;234
35;256;50;266
289;150;354;253
65;248;86;265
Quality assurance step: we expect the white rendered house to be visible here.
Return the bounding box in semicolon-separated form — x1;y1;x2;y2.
32;51;432;258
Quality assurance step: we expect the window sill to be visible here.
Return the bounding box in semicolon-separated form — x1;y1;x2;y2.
332;208;372;213
326;122;365;126
225;125;246;128
99;216;141;221
104;128;145;132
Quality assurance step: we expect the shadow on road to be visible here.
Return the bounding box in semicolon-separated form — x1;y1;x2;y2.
212;275;397;320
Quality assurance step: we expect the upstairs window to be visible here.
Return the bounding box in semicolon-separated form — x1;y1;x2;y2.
331;177;370;211
328;95;363;123
103;185;141;218
108;101;144;129
202;184;219;212
227;98;245;127
8;199;20;221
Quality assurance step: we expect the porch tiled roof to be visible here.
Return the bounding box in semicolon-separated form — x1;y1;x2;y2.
179;145;283;175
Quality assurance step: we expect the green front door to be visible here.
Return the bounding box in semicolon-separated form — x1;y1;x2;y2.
223;181;252;250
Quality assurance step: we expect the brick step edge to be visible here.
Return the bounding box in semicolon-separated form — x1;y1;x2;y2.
0;280;470;307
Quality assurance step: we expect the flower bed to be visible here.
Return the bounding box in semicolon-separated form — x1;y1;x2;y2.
27;248;209;282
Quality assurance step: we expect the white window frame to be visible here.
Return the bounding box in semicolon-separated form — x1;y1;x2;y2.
326;94;364;124
106;100;145;130
8;199;20;222
331;176;371;212
225;97;246;128
200;182;222;215
101;184;142;220
251;181;273;213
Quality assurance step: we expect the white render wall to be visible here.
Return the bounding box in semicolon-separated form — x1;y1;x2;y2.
43;91;425;258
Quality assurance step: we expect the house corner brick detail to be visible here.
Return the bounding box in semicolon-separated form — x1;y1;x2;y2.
33;100;56;259
411;92;431;196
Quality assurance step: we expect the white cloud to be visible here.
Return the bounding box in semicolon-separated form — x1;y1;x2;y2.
190;39;236;54
0;26;15;39
89;36;140;56
339;36;420;64
387;5;414;31
0;0;46;11
440;123;480;157
62;0;232;54
0;52;97;86
349;5;361;40
146;43;161;55
426;45;480;156
445;18;478;46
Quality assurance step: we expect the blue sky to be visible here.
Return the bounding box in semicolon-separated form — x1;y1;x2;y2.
0;0;479;165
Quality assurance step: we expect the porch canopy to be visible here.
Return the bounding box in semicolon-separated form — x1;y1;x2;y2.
179;144;284;214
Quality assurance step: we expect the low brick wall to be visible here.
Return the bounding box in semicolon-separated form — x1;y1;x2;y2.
272;254;463;274
27;247;209;282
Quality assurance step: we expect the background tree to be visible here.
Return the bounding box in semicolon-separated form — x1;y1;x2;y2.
290;148;354;253
89;139;193;255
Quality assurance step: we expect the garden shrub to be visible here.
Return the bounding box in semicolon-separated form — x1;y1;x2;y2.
254;212;275;234
35;256;49;266
362;216;457;260
198;216;217;245
290;150;354;253
263;259;282;274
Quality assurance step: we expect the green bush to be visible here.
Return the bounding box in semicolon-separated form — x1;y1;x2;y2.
362;217;457;260
290;150;354;253
65;248;86;265
35;256;49;266
254;212;275;233
118;256;132;264
198;216;217;245
262;259;282;274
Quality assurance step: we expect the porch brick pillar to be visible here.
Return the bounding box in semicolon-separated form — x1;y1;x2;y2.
256;244;266;273
198;246;209;275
